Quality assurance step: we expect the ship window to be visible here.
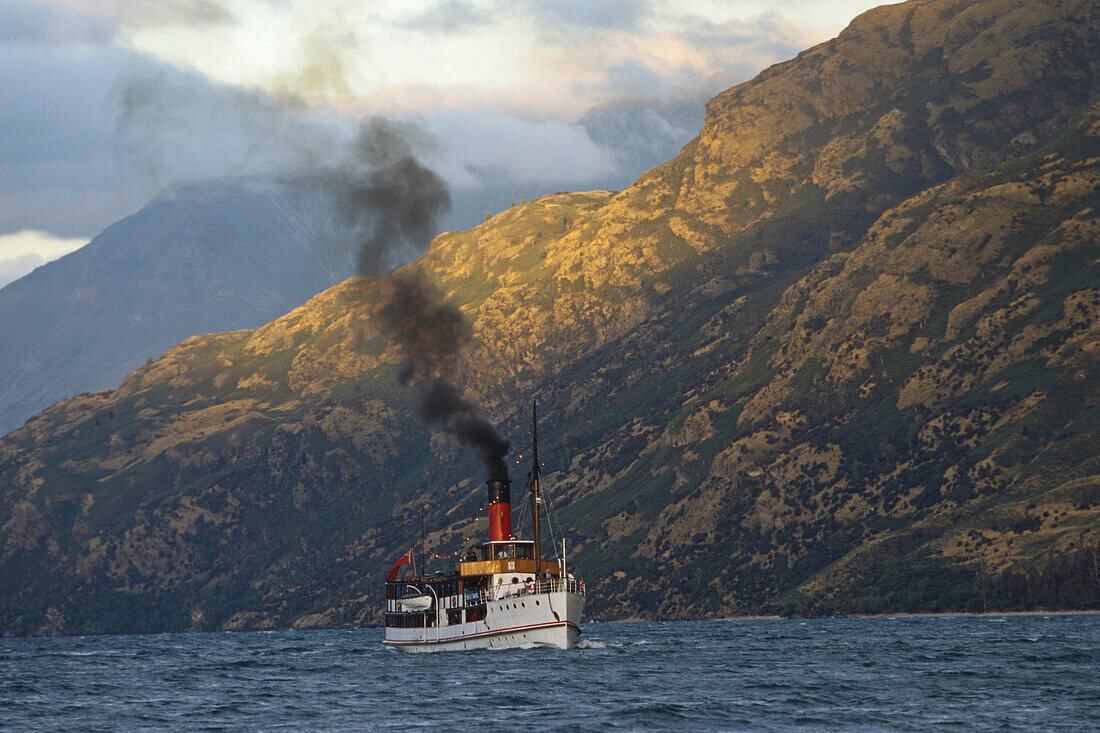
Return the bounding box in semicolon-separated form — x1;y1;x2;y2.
511;577;519;584
496;578;502;584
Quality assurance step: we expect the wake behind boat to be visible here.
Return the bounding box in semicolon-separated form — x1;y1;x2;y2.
383;405;585;652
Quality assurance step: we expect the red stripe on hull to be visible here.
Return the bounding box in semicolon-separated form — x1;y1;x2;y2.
384;619;579;645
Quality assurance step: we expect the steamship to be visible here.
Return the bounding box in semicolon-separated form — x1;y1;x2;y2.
383;407;585;652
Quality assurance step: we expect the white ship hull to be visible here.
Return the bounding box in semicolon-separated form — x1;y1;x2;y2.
384;589;584;653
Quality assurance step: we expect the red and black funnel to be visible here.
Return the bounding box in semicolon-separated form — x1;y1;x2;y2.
487;478;512;542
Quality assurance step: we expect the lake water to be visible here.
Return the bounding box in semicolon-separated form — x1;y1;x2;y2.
2;615;1097;731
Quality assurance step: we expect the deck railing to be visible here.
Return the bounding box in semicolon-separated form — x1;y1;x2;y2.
535;576;585;596
392;576;587;614
478;576;585;602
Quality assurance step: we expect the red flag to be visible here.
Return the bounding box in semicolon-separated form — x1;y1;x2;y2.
386;549;412;582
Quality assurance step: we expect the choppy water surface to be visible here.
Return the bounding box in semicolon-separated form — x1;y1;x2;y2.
2;615;1098;731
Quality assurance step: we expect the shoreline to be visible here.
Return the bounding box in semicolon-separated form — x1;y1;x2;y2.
590;609;1100;624
831;608;1100;620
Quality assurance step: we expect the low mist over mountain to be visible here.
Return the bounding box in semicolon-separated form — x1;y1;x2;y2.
1;0;1098;636
0;179;360;436
581;98;707;185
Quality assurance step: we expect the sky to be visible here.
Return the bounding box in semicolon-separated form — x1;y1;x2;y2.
0;0;889;287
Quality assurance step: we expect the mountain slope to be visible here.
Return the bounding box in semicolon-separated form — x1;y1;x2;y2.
577;111;1100;617
1;0;1099;636
0;179;358;436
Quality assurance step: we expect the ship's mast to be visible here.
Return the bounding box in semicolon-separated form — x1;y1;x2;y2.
532;400;542;576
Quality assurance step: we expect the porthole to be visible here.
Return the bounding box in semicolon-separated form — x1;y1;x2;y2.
511;577;519;584
535;600;540;606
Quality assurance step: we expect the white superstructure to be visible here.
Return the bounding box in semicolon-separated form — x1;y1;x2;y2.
384;572;585;652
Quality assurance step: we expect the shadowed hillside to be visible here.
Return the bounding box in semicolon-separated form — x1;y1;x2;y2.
0;179;359;436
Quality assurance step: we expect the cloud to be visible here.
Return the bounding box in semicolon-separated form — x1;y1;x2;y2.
518;0;652;31
0;1;351;237
2;0;233;44
349;7;811;122
0;1;246;237
0;229;88;259
110;0;236;29
0;230;87;288
523;12;811;112
582;96;705;178
1;1;116;44
0;20;153;236
115;0;844;119
419;111;619;190
115;65;354;185
403;0;489;34
272;22;357;97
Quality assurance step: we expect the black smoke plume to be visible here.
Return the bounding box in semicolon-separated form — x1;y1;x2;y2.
334;118;451;276
421;380;510;482
379;270;510;481
333;120;509;481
